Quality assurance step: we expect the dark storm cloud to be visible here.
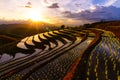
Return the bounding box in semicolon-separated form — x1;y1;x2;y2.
64;6;120;21
62;11;72;14
48;3;59;8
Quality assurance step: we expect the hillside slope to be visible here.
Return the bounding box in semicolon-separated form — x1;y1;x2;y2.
85;21;120;39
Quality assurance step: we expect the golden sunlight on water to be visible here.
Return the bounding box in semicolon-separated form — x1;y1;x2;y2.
34;35;41;42
118;76;120;80
26;36;35;45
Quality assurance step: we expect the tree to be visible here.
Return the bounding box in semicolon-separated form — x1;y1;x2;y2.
61;25;65;29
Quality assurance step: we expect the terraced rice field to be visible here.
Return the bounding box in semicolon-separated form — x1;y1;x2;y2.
0;27;119;80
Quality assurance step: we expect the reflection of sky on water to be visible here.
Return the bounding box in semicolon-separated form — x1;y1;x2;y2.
0;54;13;63
98;42;110;58
75;37;82;42
21;37;29;42
13;53;28;59
49;31;56;35
17;42;28;49
17;37;29;49
86;38;93;44
86;40;92;44
34;35;41;42
26;36;35;45
44;32;52;37
54;31;60;34
0;53;27;63
0;34;46;63
0;33;94;65
50;42;56;48
39;33;47;39
62;38;71;43
94;37;120;61
98;45;104;53
0;48;43;64
101;43;110;57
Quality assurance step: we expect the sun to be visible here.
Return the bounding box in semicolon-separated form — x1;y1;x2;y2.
25;10;52;24
28;10;43;22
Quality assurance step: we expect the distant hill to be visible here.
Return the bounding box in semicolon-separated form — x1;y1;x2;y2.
0;22;58;38
84;20;120;39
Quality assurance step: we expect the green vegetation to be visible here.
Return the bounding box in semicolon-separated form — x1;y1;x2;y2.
0;23;60;48
0;24;119;80
0;20;119;48
84;20;120;39
0;35;18;47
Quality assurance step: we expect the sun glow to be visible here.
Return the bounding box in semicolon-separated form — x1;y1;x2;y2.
28;10;44;22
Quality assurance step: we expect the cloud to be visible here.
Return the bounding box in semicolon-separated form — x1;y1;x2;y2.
103;0;117;6
92;0;117;7
62;11;72;14
0;19;29;24
113;0;120;7
48;3;59;8
44;0;49;4
64;6;120;21
43;0;92;12
1;0;120;25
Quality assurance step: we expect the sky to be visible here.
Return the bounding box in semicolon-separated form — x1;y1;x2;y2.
0;0;120;25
